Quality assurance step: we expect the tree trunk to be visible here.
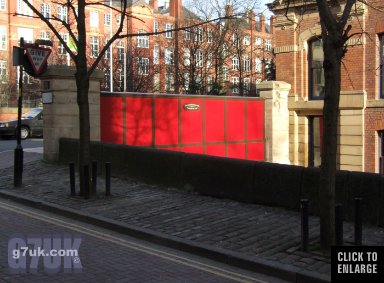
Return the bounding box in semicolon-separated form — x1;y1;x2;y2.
76;72;90;195
319;39;342;249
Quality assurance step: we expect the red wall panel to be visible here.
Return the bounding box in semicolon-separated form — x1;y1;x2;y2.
248;142;265;161
181;98;203;144
227;100;245;142
182;146;204;154
227;143;246;159
247;101;264;140
100;96;123;144
205;100;225;142
206;145;226;157
126;97;153;146
155;98;179;145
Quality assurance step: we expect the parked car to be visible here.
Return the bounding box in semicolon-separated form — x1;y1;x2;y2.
0;108;43;139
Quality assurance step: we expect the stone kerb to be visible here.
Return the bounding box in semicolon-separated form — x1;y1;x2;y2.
258;81;291;164
40;66;103;162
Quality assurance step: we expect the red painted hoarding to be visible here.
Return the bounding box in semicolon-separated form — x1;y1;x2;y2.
100;93;265;161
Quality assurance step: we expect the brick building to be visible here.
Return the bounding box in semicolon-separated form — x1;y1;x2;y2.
269;0;384;174
0;0;273;107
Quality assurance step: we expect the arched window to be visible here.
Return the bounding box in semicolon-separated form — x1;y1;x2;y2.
308;38;324;99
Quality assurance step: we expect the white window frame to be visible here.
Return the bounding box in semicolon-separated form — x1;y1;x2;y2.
184;28;191;40
90;10;99;28
58;33;68;55
255;57;262;73
207;29;213;43
0;0;6;11
0;25;6;50
165;24;173;38
137;30;149;48
58;5;68;23
90;36;99;58
194;27;203;42
244;78;250;92
41;3;51;19
0;61;7;83
17;0;33;17
137;58;150;75
104;14;111;26
232;77;239;93
117;41;125;61
265;39;272;51
184;48;190;66
243;36;250;46
243;56;250;72
223;66;229;81
255;37;262;46
153;21;159;35
195;50;203;67
165;47;173;65
153;45;159;65
166;73;174;92
232;56;239;70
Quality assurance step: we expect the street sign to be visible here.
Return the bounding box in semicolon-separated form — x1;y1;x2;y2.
25;45;51;76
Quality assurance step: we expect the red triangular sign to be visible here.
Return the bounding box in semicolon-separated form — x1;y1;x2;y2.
25;46;51;75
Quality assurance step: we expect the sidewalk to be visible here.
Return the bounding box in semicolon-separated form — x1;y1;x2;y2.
0;152;383;282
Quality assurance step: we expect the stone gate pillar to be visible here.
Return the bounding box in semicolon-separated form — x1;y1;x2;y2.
258;81;291;164
39;66;103;162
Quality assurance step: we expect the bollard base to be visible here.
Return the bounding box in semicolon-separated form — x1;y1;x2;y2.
14;146;24;187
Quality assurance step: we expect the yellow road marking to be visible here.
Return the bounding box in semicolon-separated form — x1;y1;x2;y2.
0;200;270;283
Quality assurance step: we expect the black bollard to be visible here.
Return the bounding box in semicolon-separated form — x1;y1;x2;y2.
300;199;309;252
355;197;363;246
92;160;97;194
84;164;90;199
335;204;343;246
105;162;111;196
69;162;76;196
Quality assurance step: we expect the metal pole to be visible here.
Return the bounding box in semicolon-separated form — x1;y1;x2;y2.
109;0;113;92
69;162;76;196
84;164;90;199
92;160;97;194
105;162;111;196
14;37;24;187
335;204;343;246
355;197;363;245
300;199;309;252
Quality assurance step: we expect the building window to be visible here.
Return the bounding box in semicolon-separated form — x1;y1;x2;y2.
0;26;6;50
308;38;325;99
117;41;125;62
153;74;160;92
207;76;213;92
244;78;250;94
184;48;190;66
194;27;203;42
232;77;239;93
0;61;7;82
153;21;158;35
232;56;239;70
255;57;262;73
243;36;250;46
243;56;250;72
165;24;173;38
207;29;213;43
184;28;191;40
232;34;239;46
137;58;149;75
58;5;68;22
265;39;272;51
41;31;50;41
90;36;99;57
137;30;149;48
90;10;99;28
18;27;33;44
41;3;51;19
0;0;5;11
380;35;383;99
195;50;203;67
104;40;110;60
17;0;33;17
308;116;323;167
153;45;159;65
379;131;384;174
116;15;121;25
166;73;174;92
183;73;190;91
59;33;68;55
165;47;173;65
255;37;262;46
104;14;111;26
117;69;124;91
222;66;229;81
207;53;213;67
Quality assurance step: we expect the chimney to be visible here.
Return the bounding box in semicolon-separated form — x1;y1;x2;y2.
259;13;266;33
170;0;181;18
225;5;233;17
270;16;275;34
150;0;158;11
248;10;255;31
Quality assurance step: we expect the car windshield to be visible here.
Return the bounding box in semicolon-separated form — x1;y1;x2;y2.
22;109;42;119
